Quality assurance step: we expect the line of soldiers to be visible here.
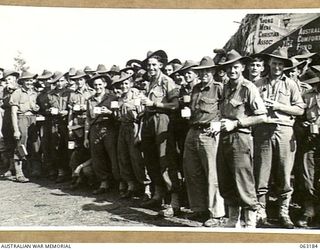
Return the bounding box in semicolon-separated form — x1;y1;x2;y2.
0;46;320;229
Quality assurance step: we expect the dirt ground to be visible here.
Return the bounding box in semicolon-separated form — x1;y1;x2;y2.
0;175;318;230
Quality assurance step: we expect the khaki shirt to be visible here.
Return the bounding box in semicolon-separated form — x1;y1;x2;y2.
255;74;305;126
69;87;95;107
118;88;145;123
48;88;72;112
145;72;178;113
302;88;320;125
9;87;38;114
190;80;223;124
220;76;267;133
86;92;117;125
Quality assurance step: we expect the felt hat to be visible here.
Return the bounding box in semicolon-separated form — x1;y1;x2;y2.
179;60;199;72
48;71;68;84
294;47;318;60
284;58;307;72
18;71;38;84
193;56;217;70
83;66;95;74
37;70;53;80
70;70;89;80
111;72;133;86
96;64;108;74
218;49;251;67
3;70;20;79
257;47;292;67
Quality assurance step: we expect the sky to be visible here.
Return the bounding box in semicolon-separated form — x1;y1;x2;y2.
0;6;317;74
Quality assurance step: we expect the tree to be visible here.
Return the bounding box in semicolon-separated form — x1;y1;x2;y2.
13;51;29;73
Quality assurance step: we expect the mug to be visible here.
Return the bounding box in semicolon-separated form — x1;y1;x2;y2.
181;107;191;118
51;107;59;115
93;107;102;114
73;104;81;111
68;141;75;150
183;95;191;103
111;101;119;109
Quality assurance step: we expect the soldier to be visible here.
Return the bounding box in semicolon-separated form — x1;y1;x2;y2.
67;68;77;91
83;73;120;194
293;47;319;82
217;50;267;228
10;71;40;182
284;58;312;207
248;55;265;84
1;70;20;178
47;71;72;182
139;50;180;214
83;66;95;78
183;56;225;226
68;70;95;189
36;70;54;177
296;75;320;227
164;58;182;76
254;47;305;229
107;65;121;78
112;72;149;198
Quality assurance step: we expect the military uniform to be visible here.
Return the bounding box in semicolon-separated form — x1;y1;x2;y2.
9;86;40;176
117;87;148;195
68;86;95;175
297;87;320;226
254;74;305;220
218;76;266;211
86;92;120;186
183;79;225;219
47;87;72;181
141;71;180;204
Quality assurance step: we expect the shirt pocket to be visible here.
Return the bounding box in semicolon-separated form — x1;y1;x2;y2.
278;89;290;104
150;88;166;102
199;96;218;113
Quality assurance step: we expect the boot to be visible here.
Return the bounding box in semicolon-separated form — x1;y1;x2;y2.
256;203;267;226
14;160;29;183
279;198;294;229
244;209;257;228
224;206;240;228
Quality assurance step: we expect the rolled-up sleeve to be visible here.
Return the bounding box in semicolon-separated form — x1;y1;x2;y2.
248;84;268;115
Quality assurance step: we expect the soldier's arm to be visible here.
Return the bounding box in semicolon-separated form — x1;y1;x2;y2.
11;106;20;138
153;97;179;110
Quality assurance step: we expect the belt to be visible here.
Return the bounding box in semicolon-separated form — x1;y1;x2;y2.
191;123;210;130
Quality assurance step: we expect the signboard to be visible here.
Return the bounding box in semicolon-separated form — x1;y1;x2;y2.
262;15;320;58
253;13;320;53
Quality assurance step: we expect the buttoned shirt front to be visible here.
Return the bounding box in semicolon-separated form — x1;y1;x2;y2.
145;71;179;113
9;87;38;114
48;88;72;112
220;76;267;133
190;80;223;125
255;74;305;126
86;92;117;125
118;88;145;123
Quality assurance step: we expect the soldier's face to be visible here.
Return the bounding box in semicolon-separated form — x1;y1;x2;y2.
125;69;135;76
226;61;245;80
0;71;3;79
23;79;34;90
217;69;226;77
93;78;107;94
120;79;133;94
269;58;284;77
164;65;174;76
184;70;197;83
249;60;264;77
5;75;18;89
76;77;86;89
147;58;162;77
198;69;214;84
56;77;68;90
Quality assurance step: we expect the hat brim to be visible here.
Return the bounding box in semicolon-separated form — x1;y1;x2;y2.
3;71;20;79
258;54;292;67
111;74;133;86
311;65;320;73
294;52;317;60
70;74;89;80
218;56;251;67
304;76;320;85
179;63;199;72
284;60;307;72
48;73;67;84
89;74;112;85
18;74;38;84
142;50;168;69
37;74;53;80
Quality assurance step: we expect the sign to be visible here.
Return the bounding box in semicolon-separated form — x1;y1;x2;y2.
253;13;320;53
262;15;320;57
